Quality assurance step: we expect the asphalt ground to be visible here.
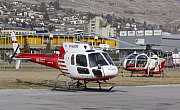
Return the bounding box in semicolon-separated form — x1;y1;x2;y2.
0;85;180;110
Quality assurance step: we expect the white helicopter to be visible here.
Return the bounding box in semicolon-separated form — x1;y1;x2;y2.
9;32;119;90
123;44;166;77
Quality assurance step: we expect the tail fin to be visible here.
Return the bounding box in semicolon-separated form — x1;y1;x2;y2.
9;32;21;70
11;32;20;54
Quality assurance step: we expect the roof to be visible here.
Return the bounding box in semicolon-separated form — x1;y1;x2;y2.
162;34;180;51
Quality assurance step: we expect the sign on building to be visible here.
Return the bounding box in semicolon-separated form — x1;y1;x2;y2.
154;30;162;36
120;31;127;36
119;30;162;37
145;30;153;36
136;30;144;36
128;31;135;36
135;39;145;45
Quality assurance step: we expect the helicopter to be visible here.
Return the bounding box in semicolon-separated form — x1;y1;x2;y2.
123;44;166;77
9;32;118;90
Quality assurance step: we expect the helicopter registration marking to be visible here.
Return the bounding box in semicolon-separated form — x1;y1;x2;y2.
69;45;78;48
108;68;116;70
36;58;45;63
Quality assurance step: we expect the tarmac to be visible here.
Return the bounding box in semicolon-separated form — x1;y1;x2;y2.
0;85;180;110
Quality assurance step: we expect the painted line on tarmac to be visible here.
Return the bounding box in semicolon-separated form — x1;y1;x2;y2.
135;84;180;88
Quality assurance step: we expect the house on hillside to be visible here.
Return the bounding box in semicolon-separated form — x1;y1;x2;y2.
88;16;116;37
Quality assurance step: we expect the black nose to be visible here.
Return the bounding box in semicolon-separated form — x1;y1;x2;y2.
92;69;102;78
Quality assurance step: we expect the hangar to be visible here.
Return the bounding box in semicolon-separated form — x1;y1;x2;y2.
162;33;180;52
118;30;163;62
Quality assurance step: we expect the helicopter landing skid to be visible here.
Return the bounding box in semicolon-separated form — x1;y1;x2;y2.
83;81;116;91
51;79;115;92
51;74;115;91
52;84;115;92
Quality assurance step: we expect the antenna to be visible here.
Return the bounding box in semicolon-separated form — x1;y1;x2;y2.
94;34;135;47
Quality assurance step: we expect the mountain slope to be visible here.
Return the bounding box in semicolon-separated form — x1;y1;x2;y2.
58;0;180;25
6;0;180;25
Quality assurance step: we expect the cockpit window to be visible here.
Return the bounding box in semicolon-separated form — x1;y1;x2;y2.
126;54;137;67
128;54;138;59
102;53;115;66
76;54;87;67
88;53;108;67
137;55;147;68
71;54;74;65
137;55;147;59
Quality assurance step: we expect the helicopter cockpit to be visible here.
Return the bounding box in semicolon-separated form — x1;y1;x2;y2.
124;53;148;68
88;52;114;68
61;43;118;79
70;51;117;79
75;52;114;67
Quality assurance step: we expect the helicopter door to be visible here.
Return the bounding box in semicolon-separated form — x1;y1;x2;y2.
69;54;77;75
149;58;159;71
88;53;108;78
76;54;89;75
152;58;159;71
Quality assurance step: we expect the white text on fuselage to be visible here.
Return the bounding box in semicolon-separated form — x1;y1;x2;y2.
36;58;45;63
108;68;116;71
69;45;78;48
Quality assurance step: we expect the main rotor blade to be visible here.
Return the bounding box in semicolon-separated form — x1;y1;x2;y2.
96;35;135;47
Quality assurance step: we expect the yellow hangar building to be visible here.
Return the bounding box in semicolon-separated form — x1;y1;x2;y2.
0;31;119;52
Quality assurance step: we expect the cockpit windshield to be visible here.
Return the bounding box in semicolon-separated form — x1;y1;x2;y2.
126;54;148;68
136;55;147;68
88;53;108;67
102;53;115;66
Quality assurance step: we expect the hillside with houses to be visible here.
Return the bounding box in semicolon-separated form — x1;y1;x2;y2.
0;0;179;35
10;0;180;26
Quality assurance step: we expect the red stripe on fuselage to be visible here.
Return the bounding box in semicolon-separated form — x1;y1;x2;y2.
62;72;70;74
60;68;68;71
60;65;66;67
70;75;116;81
12;41;17;43
58;61;65;63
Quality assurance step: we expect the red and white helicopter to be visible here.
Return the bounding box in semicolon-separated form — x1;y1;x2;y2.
9;32;118;90
123;44;166;77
